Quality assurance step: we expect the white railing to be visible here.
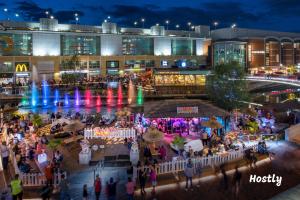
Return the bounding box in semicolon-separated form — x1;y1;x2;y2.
84;128;136;140
10;150;66;187
134;144;258;178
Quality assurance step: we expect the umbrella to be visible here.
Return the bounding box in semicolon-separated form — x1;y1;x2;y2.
201;116;223;129
63;121;85;133
143;127;164;143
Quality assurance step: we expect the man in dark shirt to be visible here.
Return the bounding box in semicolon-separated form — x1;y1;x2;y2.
106;177;118;200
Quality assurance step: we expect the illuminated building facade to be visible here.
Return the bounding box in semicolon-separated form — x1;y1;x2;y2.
0;18;210;83
211;28;300;73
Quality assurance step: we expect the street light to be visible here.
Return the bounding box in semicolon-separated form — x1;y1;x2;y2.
15;13;19;17
50;15;54;19
165;20;169;30
156;23;159;26
107;16;111;19
134;21;138;27
3;8;8;20
187;22;192;30
213;21;219;30
141;18;145;28
75;17;79;24
231;23;236;28
175;24;180;29
104;19;107;23
45;11;49;17
4;8;8;12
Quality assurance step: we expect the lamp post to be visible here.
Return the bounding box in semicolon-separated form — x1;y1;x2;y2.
45;11;49;18
187;22;191;30
3;8;8;20
134;21;138;27
75;17;79;24
213;21;218;30
50;16;54;19
175;24;180;30
141;18;145;28
231;23;236;28
165;20;169;30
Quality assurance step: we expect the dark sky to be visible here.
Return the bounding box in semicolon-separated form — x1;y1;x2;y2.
1;0;300;32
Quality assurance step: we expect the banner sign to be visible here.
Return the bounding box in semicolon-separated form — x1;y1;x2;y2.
177;106;198;114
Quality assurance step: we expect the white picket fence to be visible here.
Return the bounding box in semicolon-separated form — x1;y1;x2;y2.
84;128;136;140
134;144;258;178
10;150;66;187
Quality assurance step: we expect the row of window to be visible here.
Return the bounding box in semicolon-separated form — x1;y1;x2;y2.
0;33;197;56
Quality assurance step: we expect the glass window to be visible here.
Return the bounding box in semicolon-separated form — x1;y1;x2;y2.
0;33;32;56
89;61;100;69
61;35;100;55
122;37;153;55
213;42;246;67
171;39;196;55
0;62;13;72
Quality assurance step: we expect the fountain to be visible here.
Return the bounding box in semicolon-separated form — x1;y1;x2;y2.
117;83;123;105
42;80;49;106
64;93;69;106
137;85;143;106
54;88;59;106
75;88;80;106
96;95;102;106
31;82;38;107
107;87;113;106
85;89;92;106
21;87;29;106
128;79;135;104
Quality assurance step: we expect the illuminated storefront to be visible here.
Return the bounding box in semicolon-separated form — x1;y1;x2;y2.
154;70;206;86
15;62;31;84
171;39;196;56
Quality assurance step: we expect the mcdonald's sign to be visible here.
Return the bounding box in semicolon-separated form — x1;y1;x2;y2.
15;62;30;72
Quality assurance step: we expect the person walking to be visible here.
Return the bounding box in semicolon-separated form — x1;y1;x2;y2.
106;177;118;200
233;166;242;198
82;184;88;200
139;168;147;195
149;165;157;195
59;174;70;200
184;159;194;191
10;174;23;200
220;164;228;190
126;177;135;200
44;162;54;186
1;141;9;170
94;174;101;200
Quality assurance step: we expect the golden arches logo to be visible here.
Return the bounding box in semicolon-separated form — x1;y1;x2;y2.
16;64;28;72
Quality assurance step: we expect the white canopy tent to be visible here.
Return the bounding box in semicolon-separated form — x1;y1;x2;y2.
285;124;300;144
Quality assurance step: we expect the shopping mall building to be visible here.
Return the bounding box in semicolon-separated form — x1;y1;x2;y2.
211;28;300;74
0;18;210;84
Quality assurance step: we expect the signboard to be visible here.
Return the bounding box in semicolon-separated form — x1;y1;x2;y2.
177;106;198;114
15;62;30;72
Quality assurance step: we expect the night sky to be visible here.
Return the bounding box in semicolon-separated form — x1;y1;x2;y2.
1;0;300;32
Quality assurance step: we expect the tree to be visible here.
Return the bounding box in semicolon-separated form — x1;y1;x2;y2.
206;61;249;111
32;114;43;127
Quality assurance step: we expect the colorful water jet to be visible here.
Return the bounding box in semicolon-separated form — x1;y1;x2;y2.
85;89;92;106
96;95;102;106
128;80;135;104
64;93;69;106
117;83;123;105
42;80;49;106
75;88;80;106
54;89;60;106
137;85;144;105
21;87;29;106
31;82;38;107
107;87;113;106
